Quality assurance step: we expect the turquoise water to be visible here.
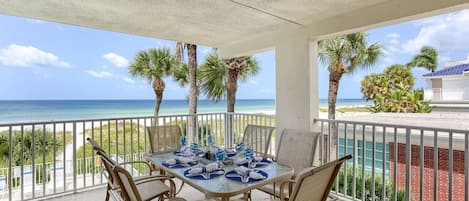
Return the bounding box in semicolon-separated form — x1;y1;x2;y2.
0;99;369;123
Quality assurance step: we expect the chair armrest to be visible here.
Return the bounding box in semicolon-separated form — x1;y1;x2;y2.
279;179;296;201
119;161;154;172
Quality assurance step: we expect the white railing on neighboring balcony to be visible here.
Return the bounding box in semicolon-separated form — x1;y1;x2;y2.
424;88;466;101
315;118;469;201
0;113;468;201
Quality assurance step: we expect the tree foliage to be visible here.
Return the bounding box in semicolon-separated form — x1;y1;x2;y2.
407;46;438;72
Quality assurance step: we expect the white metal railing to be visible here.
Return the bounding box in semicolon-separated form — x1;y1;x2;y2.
425;87;466;101
315;118;469;201
0;113;275;201
1;113;468;201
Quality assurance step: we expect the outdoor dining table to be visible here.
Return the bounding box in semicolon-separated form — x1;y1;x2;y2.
145;151;294;201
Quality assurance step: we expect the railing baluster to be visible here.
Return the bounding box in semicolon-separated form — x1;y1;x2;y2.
352;123;357;200
465;133;469;201
371;125;376;201
32;124;36;198
394;127;398;201
8;126;12;201
21;125;24;200
63;123;66;192
382;126;386;200
433;130;438;201
419;129;424;201
53;123;57;194
72;122;76;193
320;121;324;165
362;124;366;201
449;132;453;201
344;123;348;196
83;122;86;188
405;128;411;201
91;121;95;186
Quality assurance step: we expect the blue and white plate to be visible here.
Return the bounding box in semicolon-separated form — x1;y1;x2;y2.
183;169;225;180
225;150;237;158
236;159;272;168
162;160;198;169
224;169;268;183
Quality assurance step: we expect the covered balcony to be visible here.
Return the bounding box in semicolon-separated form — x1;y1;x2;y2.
1;0;469;201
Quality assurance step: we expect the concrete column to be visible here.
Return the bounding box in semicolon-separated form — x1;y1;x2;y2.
275;29;319;133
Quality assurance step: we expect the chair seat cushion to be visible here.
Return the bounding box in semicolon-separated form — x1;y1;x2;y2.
136;179;170;201
258;182;290;199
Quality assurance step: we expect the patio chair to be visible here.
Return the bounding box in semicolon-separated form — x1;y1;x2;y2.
257;128;320;198
242;124;275;157
277;155;352;201
87;138;172;201
113;164;186;201
147;125;183;153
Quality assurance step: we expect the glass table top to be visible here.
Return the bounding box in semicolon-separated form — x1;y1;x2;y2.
146;151;293;197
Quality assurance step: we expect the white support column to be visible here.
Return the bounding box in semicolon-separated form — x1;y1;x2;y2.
275;29;319;133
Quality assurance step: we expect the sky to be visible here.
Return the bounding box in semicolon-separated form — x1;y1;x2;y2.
1;9;469;100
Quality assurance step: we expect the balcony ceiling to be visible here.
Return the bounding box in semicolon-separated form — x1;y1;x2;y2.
0;0;469;49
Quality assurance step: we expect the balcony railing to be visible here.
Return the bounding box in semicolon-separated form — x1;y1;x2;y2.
0;113;467;201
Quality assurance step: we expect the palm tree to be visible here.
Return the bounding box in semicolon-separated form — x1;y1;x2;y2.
129;48;178;116
199;53;259;112
319;32;381;159
174;42;199;137
407;46;438;72
319;32;382;120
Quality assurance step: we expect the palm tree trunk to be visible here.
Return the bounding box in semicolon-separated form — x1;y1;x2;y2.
186;44;198;140
227;68;238;113
328;69;343;160
153;78;165;126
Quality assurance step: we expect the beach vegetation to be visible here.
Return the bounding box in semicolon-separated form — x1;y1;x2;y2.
361;60;433;113
335;165;407;201
129;48;180;116
199;53;259;112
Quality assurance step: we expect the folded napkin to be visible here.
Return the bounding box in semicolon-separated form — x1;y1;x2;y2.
234;156;263;165
234;166;266;180
178;148;195;157
164;157;195;165
188;162;222;174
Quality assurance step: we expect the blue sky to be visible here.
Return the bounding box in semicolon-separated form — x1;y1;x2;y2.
1;9;469;100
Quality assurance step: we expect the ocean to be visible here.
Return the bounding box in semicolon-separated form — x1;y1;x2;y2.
0;99;369;123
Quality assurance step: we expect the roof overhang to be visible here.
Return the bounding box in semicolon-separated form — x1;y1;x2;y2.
1;0;469;57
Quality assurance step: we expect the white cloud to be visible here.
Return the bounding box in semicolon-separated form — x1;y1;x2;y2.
402;9;469;53
123;77;136;84
386;33;400;39
103;52;129;68
389;39;399;45
85;70;113;78
26;19;47;24
0;44;70;68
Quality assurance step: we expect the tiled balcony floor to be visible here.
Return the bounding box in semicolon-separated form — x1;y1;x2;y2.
46;180;273;201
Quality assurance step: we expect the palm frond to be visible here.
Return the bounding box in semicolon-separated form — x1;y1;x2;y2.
238;56;260;81
199;53;228;101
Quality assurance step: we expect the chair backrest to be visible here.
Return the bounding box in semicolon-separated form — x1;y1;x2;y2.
114;165;143;201
87;138;119;188
147;125;183;153
242;125;275;155
87;137;106;153
276;129;320;175
289;155;352;201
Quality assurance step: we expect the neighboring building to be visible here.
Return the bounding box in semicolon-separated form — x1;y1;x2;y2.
423;63;469;102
